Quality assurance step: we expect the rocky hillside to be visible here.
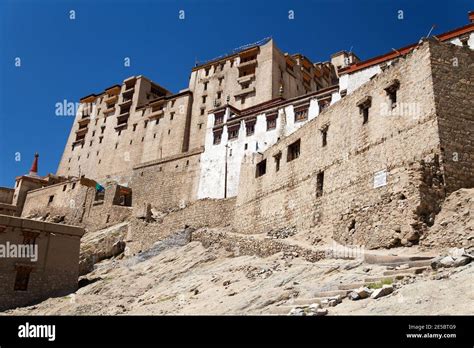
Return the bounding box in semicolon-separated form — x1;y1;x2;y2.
3;188;473;315
421;188;474;249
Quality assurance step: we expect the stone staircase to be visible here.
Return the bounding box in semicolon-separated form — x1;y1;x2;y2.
267;253;436;315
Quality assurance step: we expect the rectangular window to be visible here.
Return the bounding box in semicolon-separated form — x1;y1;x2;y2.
22;231;39;245
294;107;308;122
274;152;281;172
246;121;255;136
384;80;400;109
14;266;32;291
287;139;301;162
170;112;175;121
213;131;222;145
362;107;369;124
321;126;328;147
94;188;105;202
318;100;329;111
215;114;224;125
202;96;207;104
388;90;397;109
357;96;372;125
47;195;54;205
204;82;208;91
266;114;277;130
316;171;324;197
256;159;267;178
228;126;239;140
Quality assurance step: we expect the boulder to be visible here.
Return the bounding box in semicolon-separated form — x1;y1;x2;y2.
288;307;305;316
348;292;360;301
349;287;372;300
453;256;471;267
371;285;394;299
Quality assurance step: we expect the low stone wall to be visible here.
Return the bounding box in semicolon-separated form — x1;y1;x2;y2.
191;228;327;262
127;198;236;254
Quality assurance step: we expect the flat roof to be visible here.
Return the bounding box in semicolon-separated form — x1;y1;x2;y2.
339;22;474;75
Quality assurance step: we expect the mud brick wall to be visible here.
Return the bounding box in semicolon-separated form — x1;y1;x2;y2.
431;41;474;193
234;41;447;249
21;180;132;232
0;215;84;311
130;149;203;212
127;198;236;253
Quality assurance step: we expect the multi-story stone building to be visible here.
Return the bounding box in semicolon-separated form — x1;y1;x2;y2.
0;11;472;251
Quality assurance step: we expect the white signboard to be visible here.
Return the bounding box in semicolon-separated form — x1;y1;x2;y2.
373;170;387;188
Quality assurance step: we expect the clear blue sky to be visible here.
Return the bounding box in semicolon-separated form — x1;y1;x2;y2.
0;0;471;187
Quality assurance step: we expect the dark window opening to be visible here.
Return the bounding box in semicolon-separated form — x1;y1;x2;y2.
213;132;222;145
14;266;32;291
385;81;399;110
357;96;372;125
266;115;277;130
47;195;54;205
274;152;282;172
215;114;224;125
316;171;324;197
246;122;255;136
362;107;369;124
62;185;67;191
94;188;105;202
256;159;267;178
113;186;132;207
22;231;39;245
294;107;308;122
287;139;301;162
228;126;239;140
321;127;328;147
387;90;397;109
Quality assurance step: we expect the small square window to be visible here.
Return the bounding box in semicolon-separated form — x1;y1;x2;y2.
256;159;267;178
287;139;301;162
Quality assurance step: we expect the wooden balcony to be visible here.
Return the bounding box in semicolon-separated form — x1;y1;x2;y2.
238;59;257;69
148;109;164;120
237;74;255;84
104;94;118;104
234;86;255;98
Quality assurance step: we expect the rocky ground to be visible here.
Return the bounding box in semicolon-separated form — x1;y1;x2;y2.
3;189;473;316
4;232;473;315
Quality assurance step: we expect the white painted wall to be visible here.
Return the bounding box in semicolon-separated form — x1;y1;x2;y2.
198;97;329;199
449;32;474;49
